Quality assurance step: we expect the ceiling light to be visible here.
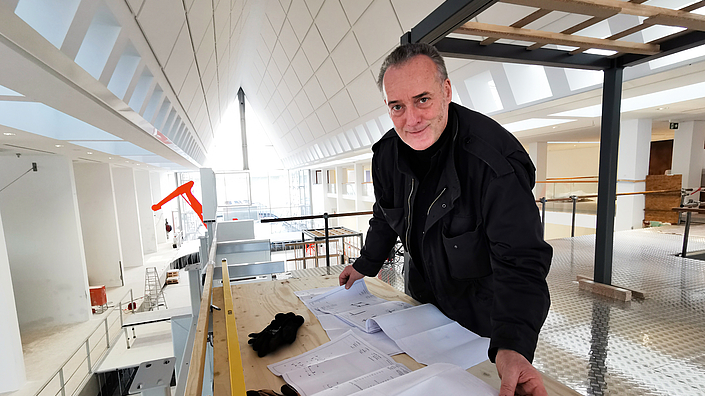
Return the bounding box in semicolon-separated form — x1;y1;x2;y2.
86;152;93;154
657;107;666;110
55;144;63;147
502;118;576;133
108;157;112;159
3;132;15;136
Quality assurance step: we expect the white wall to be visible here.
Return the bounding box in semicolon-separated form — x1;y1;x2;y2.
0;209;26;392
73;163;123;287
134;169;157;254
0;155;90;329
112;166;144;268
150;171;167;244
546;145;600;179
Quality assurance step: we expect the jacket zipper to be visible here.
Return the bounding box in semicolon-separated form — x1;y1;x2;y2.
427;187;447;216
405;178;415;252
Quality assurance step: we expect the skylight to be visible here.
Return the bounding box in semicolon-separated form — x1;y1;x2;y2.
502;118;575;133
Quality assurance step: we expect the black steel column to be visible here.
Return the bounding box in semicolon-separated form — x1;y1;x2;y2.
594;66;623;285
324;213;331;273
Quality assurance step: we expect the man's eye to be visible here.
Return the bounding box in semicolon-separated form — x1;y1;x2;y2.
392;105;402;111
419;97;429;104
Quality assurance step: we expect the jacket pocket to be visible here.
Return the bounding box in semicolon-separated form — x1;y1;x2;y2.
380;206;405;237
442;225;492;280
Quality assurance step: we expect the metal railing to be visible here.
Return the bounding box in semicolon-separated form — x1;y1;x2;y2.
536;189;681;238
34;289;135;396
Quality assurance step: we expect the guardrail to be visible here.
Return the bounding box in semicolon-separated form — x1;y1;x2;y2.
34;289;135;396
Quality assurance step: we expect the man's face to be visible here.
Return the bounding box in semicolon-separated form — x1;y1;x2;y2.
383;55;452;151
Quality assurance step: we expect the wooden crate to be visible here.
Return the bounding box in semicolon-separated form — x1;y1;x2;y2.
166;270;179;278
645;174;681;224
166;276;179;285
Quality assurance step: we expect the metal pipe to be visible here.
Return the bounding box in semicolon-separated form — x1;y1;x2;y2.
59;368;66;396
104;320;110;348
571;195;577;238
238;88;249;170
682;211;692;258
324;213;330;274
540;197;547;238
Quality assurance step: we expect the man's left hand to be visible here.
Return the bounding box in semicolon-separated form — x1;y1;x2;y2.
495;349;548;396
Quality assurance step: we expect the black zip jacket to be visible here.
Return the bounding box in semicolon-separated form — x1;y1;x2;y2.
352;102;552;363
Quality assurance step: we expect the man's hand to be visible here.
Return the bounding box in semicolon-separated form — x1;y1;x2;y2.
339;265;365;289
495;349;548;396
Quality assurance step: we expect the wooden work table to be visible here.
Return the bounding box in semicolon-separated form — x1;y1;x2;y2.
213;274;579;395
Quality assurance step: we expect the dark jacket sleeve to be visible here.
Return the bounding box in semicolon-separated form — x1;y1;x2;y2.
352;153;400;277
484;150;552;363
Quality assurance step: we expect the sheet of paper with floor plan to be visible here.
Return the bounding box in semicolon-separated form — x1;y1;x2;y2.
368;304;490;370
311;363;498;396
268;330;401;396
304;279;389;315
308;363;411;396
335;300;413;333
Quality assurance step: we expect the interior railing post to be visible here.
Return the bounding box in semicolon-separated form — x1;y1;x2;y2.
59;368;66;396
540;197;547;238
130;289;135;313
104;319;110;348
571;195;578;237
86;341;92;374
324;213;330;274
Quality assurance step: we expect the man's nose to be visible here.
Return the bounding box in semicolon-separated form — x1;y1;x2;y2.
405;106;422;126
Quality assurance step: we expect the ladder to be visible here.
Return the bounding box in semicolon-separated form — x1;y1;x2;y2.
143;267;168;311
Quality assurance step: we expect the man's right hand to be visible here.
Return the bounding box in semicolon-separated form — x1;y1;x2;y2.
339;265;365;289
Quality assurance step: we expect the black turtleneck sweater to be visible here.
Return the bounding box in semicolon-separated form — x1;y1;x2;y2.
398;109;455;280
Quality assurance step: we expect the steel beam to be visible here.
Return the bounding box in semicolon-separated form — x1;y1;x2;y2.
594;66;624;285
404;0;499;45
617;30;705;68
435;37;611;70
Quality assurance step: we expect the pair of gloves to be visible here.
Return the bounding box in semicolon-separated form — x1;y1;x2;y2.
248;312;305;357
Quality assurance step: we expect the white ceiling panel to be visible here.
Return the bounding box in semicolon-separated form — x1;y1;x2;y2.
252;52;266;80
331;32;367;85
329;136;342;153
188;90;205;115
261;17;277;53
329;90;358;126
188;0;213;46
217;24;230;62
267;58;283;84
340;0;373;25
288;101;304;124
366;118;383;141
196;21;215;71
137;0;186;66
288;0;313;42
390;0;443;32
305;113;325;138
256;38;272;65
478;3;535;26
266;0;286;34
304;0;324;17
337;132;351;151
291;49;314;84
316;58;344;99
347;72;382;116
179;62;200;105
355;124;371;146
528;12;592;34
291;125;305;146
301;26;328;70
303;77;326;109
279;20;300;61
214;0;230;38
295;90;314;117
354;0;401;65
164;26;194;92
316;102;339;132
285;133;296;149
315;0;350;51
345;128;361;148
272;91;286;114
283;66;302;96
278;81;293;106
202;54;217;92
272;42;290;75
279;0;292;11
298;121;314;140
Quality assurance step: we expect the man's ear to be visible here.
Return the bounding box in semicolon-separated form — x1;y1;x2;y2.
443;78;452;103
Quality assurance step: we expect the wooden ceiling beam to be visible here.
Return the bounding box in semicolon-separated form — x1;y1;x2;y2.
503;0;705;31
456;21;660;54
481;9;552;45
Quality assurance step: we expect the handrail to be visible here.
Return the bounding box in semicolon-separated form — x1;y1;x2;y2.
538;178;646;183
260;211;373;223
535;189;680;204
184;263;214;396
546;175;598;180
221;258;247;395
33;289;135;396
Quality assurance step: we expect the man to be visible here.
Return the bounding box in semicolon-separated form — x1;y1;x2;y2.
339;43;552;396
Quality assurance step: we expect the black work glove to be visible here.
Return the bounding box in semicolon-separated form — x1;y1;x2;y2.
248;312;304;357
246;385;300;396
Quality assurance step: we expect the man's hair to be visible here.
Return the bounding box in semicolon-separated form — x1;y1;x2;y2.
376;43;448;91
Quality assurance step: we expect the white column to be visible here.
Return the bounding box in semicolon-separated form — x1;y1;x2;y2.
112;166;144;268
134;170;157;254
0;210;25;393
0;155;90;330
73;163;124;287
616;119;652;231
672;121;705;190
150;171;167;244
527;142;548;198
